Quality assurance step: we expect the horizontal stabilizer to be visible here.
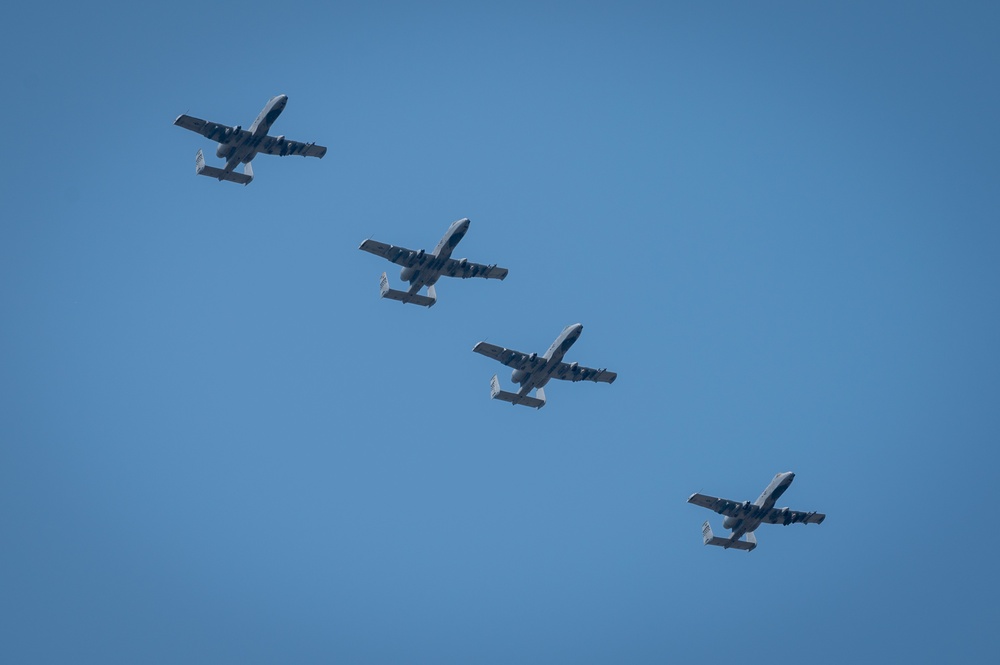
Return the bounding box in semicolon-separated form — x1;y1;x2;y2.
489;375;545;409
195;149;253;185
701;521;756;552
378;272;436;307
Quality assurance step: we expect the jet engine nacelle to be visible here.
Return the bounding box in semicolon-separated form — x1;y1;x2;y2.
400;267;416;282
723;515;742;530
216;143;232;159
511;369;527;384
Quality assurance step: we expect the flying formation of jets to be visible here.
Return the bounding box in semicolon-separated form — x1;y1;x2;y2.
173;95;826;552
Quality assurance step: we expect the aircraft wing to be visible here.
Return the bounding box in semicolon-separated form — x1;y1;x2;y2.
551;362;617;383
687;493;755;519
440;258;508;281
760;507;826;526
174;114;247;143
359;240;429;269
257;134;328;158
472;342;546;372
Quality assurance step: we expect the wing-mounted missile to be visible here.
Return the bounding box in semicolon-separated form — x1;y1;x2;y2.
220;125;242;142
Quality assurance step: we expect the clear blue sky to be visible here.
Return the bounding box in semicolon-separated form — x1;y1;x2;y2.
2;2;998;663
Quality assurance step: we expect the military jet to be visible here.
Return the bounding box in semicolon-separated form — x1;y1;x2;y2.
174;95;326;185
472;323;617;409
358;218;508;307
688;472;825;552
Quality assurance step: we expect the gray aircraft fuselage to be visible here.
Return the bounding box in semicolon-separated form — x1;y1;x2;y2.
508;323;584;398
398;217;471;295
720;472;795;541
214;94;288;174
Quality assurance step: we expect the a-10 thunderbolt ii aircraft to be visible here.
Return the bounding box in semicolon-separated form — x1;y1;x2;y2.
358;218;508;307
472;323;617;409
687;472;825;552
173;95;326;185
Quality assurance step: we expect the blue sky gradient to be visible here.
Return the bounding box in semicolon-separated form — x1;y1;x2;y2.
2;2;998;663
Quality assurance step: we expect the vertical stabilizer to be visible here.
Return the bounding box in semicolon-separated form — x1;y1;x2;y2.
490;374;503;399
701;521;716;545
